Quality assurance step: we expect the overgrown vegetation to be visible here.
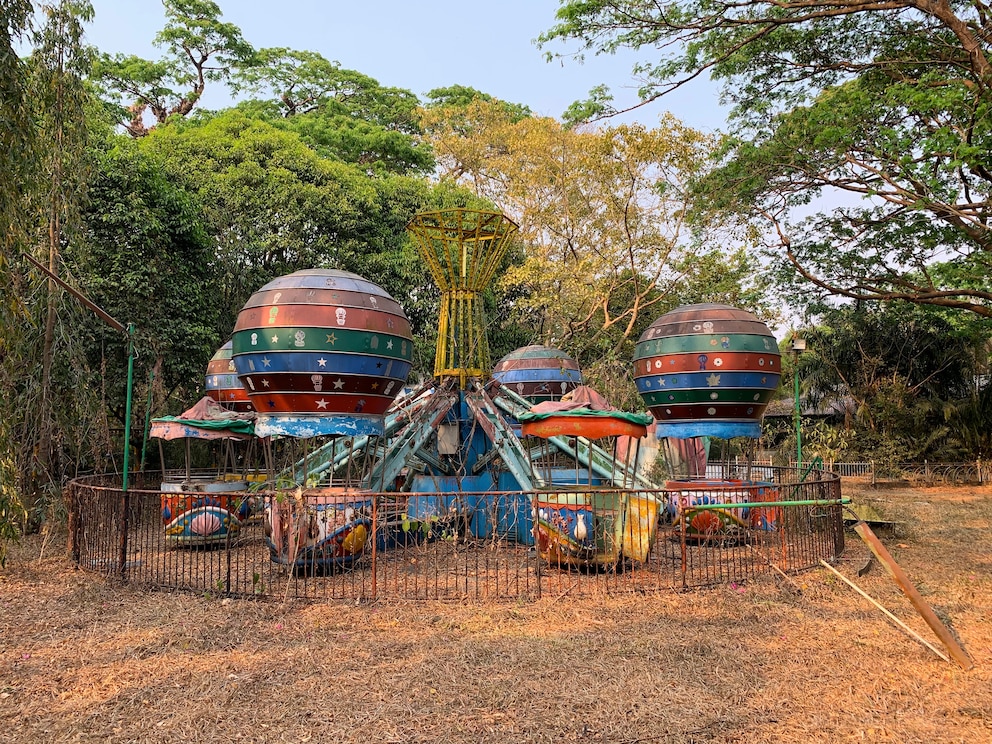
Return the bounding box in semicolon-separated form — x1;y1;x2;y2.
1;0;990;560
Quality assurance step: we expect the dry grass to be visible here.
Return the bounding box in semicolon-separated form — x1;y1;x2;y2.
1;483;990;743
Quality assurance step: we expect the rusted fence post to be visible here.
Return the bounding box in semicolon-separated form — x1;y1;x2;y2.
117;486;130;581
66;481;81;565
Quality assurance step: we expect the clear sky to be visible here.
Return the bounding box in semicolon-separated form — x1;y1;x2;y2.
83;0;728;132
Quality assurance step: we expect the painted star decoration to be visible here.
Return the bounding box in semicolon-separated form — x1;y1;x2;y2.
706;373;722;387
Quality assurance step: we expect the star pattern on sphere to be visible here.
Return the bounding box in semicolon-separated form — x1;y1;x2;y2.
267;399;276;408
333;378;345;389
315;399;329;409
386;339;393;350
261;356;271;368
271;334;279;344
261;379;270;388
371;382;379;390
326;333;338;345
657;378;666;387
706;373;721;387
317;358;327;367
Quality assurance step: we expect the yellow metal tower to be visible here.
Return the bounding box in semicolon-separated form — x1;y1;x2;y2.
407;208;519;388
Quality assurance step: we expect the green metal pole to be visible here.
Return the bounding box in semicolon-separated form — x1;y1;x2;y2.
122;323;136;493
793;350;802;470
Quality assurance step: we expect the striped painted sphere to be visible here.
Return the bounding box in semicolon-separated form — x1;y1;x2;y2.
633;304;781;439
492;345;583;403
204;340;253;413
231;269;413;438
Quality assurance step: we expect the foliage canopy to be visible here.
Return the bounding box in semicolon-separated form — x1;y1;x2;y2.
541;0;992;317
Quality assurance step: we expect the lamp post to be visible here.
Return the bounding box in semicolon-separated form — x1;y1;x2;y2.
791;335;806;470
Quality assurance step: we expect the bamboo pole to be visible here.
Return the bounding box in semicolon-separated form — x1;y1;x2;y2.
852;522;973;670
819;560;949;662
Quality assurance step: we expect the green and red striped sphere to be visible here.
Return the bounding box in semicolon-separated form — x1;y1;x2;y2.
231;269;413;437
204;340;253;412
633;304;781;439
492;345;583;403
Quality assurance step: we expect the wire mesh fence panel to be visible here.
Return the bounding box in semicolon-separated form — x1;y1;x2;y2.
68;468;845;601
897;461;984;485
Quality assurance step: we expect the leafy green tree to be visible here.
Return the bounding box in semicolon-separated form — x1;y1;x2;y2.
947;383;992;459
136;109;448;354
72;138;220;414
797;304;990;462
0;0;97;536
232;50;433;175
24;0;95;529
541;1;992;317
94;0;254;136
0;0;37;561
425;85;532;122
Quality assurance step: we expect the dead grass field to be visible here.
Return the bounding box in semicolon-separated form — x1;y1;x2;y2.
1;482;990;743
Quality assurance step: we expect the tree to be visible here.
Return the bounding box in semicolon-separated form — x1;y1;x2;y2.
797;304;990;462
73;139;220;412
425;84;532;121
541;1;992;317
0;0;97;535
23;0;94;531
136;109;444;350
0;0;36;561
421;97;773;402
94;0;253;136
232;52;434;175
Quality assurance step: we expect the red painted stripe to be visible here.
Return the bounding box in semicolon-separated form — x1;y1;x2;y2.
246;392;395;416
647;402;770;421
241;287;405;316
241;372;405;396
493;357;581;372
234;304;410;335
634;351;780;376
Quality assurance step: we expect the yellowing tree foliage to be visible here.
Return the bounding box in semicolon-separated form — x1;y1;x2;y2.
421;100;735;350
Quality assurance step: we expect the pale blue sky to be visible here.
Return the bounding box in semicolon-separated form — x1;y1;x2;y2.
84;0;727;132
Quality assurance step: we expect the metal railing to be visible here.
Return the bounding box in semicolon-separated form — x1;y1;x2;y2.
66;468;844;602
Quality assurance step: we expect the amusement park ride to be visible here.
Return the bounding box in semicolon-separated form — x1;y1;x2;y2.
149;208;785;573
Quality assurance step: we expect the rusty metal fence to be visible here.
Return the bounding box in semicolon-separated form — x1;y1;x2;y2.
66;468;844;602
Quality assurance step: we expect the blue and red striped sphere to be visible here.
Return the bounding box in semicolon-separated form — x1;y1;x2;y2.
231;269;413;437
633;304;780;439
204;340;253;412
492;345;583;403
